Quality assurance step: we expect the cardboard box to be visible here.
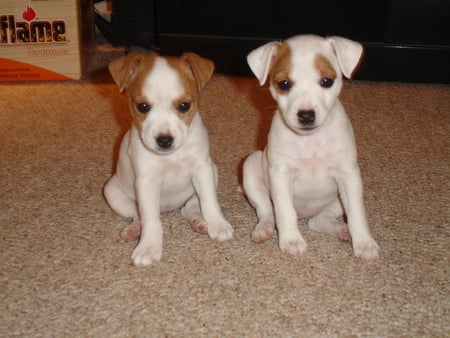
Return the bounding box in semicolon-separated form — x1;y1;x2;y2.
0;0;93;81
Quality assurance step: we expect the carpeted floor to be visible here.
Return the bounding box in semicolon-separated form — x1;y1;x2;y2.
1;51;449;337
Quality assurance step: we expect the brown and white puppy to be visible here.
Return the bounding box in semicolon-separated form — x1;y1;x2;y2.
243;34;379;260
104;52;233;266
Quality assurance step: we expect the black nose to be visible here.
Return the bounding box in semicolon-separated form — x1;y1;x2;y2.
298;110;316;126
156;135;174;149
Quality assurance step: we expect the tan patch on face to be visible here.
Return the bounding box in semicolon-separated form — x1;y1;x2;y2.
125;54;158;131
166;56;200;126
269;42;293;95
122;54;201;131
314;54;337;80
129;95;149;131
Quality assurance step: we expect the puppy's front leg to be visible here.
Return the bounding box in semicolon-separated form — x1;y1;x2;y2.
131;178;163;266
192;159;233;241
269;165;307;256
336;169;379;260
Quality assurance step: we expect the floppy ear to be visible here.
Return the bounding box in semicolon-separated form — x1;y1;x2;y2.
182;52;215;91
108;54;144;93
247;41;280;86
327;36;364;79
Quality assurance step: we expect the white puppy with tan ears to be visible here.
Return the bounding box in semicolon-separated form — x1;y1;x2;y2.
104;52;233;267
243;34;379;260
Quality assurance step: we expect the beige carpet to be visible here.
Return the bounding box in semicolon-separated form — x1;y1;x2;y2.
1;56;449;337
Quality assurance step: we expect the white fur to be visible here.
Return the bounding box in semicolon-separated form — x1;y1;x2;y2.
139;58;190;153
243;35;379;260
104;55;233;267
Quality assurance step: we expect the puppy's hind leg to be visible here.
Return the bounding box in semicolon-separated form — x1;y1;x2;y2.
104;176;140;241
243;151;275;243
307;198;351;242
181;195;208;235
104;175;138;218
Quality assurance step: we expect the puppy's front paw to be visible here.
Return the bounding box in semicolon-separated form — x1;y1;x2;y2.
279;236;308;257
208;220;234;242
131;241;162;267
353;238;380;260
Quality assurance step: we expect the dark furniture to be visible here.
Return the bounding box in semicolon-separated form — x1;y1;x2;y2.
100;0;450;84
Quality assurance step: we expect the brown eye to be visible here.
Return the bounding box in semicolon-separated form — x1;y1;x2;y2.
178;102;191;113
136;102;151;113
278;80;292;91
319;77;334;88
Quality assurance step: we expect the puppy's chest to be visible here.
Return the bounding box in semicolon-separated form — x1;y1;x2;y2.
290;153;334;178
161;158;194;185
142;155;197;194
288;153;338;200
157;155;196;179
289;130;345;171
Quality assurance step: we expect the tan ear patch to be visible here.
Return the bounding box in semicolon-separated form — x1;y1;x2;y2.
109;54;141;92
181;52;215;91
109;53;159;93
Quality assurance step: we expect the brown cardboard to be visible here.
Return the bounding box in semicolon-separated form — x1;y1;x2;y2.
0;0;93;81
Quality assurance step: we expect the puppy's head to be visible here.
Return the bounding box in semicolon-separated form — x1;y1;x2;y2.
247;34;363;135
109;52;214;154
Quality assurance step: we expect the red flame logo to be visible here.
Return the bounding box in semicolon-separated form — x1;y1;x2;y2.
22;4;37;21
